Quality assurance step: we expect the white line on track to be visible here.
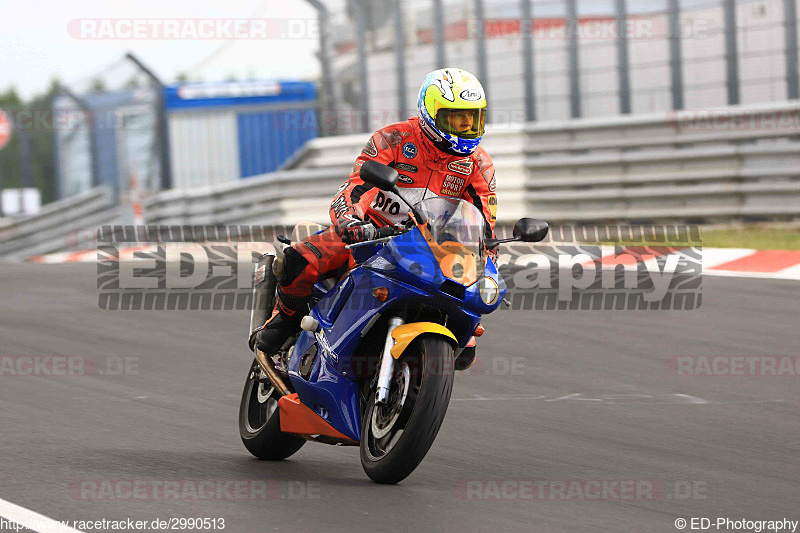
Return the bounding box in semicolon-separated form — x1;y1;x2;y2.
701;269;800;281
450;394;787;405
544;393;602;402
673;394;709;404
0;497;84;533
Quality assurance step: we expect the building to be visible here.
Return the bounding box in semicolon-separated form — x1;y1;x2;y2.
165;80;318;190
53;79;318;199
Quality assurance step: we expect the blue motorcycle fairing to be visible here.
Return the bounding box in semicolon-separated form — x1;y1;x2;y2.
288;278;481;440
385;227;507;315
325;268;446;369
314;275;355;328
286;337;362;441
285;225;505;442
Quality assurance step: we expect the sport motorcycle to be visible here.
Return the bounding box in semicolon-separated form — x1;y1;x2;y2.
238;160;549;483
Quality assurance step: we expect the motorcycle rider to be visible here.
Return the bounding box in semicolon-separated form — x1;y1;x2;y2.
253;68;497;360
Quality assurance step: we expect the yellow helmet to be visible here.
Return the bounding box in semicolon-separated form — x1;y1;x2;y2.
417;68;487;156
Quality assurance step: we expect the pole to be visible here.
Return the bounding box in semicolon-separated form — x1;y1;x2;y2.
304;0;341;135
616;0;631;114
722;0;740;105
19;128;31;188
433;0;446;68
566;0;581;118
521;0;536;122
474;0;488;104
784;0;799;99
347;0;371;132
58;87;99;191
396;0;408;120
125;52;173;190
668;0;684;110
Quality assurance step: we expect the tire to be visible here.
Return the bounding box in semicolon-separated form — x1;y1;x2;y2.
360;335;455;484
239;360;305;460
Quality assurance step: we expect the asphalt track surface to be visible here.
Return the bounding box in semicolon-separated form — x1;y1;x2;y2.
0;262;797;533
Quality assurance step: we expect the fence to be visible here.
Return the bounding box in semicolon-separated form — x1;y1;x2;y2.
328;0;800;133
1;100;797;261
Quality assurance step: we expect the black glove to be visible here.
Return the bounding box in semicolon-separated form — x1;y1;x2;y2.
339;218;377;244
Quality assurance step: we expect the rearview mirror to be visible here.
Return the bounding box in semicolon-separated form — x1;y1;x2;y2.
485;217;550;250
513;218;549;243
360;160;399;191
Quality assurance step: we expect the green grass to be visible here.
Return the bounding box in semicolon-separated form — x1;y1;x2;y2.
587;227;800;250
693;228;800;250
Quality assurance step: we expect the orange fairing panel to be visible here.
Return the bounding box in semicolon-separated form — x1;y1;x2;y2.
417;221;482;286
278;393;357;442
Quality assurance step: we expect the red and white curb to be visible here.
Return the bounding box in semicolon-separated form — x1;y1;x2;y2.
27;244;800;281
575;246;800;281
28;242;274;265
693;248;800;280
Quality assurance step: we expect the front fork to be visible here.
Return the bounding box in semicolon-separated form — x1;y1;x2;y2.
376;316;405;405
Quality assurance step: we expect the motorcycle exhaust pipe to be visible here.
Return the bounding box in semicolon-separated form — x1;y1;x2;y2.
255;347;292;397
249;252;292;397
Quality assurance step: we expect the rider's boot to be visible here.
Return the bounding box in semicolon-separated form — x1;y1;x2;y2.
252;288;309;355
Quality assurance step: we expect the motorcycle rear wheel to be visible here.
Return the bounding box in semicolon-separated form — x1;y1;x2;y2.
360;335;455;484
239;360;305;460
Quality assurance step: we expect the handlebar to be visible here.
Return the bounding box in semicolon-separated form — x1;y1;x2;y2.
375;226;398;239
344;225;403;249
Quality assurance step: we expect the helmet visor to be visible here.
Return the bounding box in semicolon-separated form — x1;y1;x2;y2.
434;108;486;139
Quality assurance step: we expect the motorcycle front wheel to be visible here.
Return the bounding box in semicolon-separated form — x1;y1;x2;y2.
239;359;305;460
360;335;455;484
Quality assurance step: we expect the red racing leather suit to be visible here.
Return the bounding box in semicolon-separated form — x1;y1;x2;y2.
277;116;497;300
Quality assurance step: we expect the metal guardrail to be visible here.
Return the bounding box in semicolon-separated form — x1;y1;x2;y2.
142;124;531;227
272;104;800;224
521;102;800;222
143;168;347;227
2;102;798;261
0;187;119;261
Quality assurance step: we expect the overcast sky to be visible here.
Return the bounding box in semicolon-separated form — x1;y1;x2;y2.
1;0;338;99
2;0;724;99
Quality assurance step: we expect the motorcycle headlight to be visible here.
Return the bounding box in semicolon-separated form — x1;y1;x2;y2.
479;276;499;305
